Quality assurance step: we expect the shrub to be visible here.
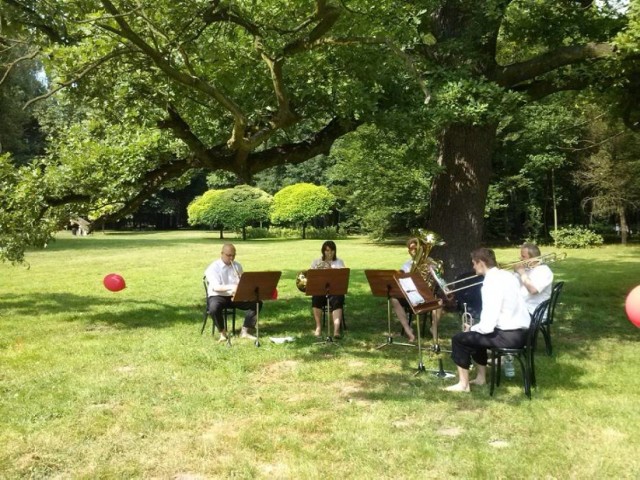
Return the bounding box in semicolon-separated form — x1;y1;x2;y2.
304;227;346;240
243;227;275;239
258;226;347;239
551;226;604;248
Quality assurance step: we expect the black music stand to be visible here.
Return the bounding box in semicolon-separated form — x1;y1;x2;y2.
232;271;281;347
305;268;350;345
394;272;453;378
365;270;416;349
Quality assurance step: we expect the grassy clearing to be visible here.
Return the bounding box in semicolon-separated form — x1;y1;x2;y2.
1;231;640;479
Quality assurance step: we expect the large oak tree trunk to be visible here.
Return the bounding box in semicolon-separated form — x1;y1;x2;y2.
428;123;498;280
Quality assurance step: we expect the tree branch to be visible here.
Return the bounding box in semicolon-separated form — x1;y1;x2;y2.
22;49;126;110
511;76;594;100
496;42;615;88
282;4;341;56
99;0;249;146
244;116;362;175
23;49;126;109
0;48;39;87
157;104;223;162
2;0;73;44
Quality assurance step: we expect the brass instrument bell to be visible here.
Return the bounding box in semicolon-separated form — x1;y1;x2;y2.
295;260;332;293
296;270;308;292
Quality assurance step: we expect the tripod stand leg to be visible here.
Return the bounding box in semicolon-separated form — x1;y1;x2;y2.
377;296;416;349
314;295;339;346
254;300;261;347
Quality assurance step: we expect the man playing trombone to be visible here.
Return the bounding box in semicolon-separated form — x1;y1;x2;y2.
515;243;554;315
445;248;530;393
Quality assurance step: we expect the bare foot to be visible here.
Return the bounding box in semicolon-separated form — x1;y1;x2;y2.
444;383;470;393
314;328;321;337
407;335;416;343
469;378;486;386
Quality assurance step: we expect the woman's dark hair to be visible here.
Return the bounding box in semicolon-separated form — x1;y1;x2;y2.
321;240;337;261
470;247;497;268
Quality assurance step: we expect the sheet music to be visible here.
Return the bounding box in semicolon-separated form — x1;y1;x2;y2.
398;277;426;306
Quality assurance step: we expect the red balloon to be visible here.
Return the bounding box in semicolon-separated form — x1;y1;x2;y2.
103;273;126;292
271;288;278;300
625;285;640;328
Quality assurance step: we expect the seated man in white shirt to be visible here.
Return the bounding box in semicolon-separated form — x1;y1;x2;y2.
204;243;262;342
515;243;554;314
445;248;531;393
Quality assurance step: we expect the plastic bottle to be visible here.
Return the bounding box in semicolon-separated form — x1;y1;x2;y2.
503;355;515;378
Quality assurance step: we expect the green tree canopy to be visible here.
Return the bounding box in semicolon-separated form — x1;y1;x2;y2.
328;118;437;238
270;183;335;238
0;0;406;262
1;0;638;274
187;189;228;231
188;185;271;240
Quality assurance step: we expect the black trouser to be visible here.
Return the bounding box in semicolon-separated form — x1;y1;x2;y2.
311;294;345;311
450;328;528;369
207;295;263;332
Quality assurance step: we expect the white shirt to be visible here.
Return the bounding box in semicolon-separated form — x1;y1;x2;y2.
518;264;553;314
204;258;243;297
401;259;413;273
311;258;345;269
471;267;531;334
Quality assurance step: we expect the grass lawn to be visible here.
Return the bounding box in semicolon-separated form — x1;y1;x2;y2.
1;230;639;479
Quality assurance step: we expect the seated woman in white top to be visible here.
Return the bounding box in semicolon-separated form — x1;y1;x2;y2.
310;240;346;338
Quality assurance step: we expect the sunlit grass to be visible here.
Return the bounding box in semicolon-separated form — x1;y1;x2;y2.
1;231;639;478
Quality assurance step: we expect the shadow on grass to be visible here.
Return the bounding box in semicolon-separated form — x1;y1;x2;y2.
0;292;198;330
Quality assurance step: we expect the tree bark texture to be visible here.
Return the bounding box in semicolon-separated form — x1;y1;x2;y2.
428;123;497;280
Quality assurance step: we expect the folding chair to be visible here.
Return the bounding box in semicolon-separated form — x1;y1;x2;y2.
201;276;237;335
489;300;549;399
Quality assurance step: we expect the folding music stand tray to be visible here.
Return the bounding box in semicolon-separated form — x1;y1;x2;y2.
232;271;282;347
393;272;453;378
365;269;416;349
305;268;350;345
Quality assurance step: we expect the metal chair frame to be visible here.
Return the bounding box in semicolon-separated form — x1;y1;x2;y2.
537;281;564;356
321;303;347;331
489;299;549;399
201;276;237;336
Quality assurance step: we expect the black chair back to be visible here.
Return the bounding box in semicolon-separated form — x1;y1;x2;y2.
490;299;550;399
538;281;564;355
546;281;564;326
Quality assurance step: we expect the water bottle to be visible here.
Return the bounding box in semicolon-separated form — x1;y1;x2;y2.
503;355;515;378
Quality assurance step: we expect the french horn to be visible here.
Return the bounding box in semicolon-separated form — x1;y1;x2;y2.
295;260;332;292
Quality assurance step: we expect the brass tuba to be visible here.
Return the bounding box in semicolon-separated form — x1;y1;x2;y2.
409;229;445;294
296;260;332;292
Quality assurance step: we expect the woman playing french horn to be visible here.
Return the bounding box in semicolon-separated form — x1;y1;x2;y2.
310;240;346;338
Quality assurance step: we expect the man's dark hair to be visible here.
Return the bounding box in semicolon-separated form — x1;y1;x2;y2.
471;247;497;268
